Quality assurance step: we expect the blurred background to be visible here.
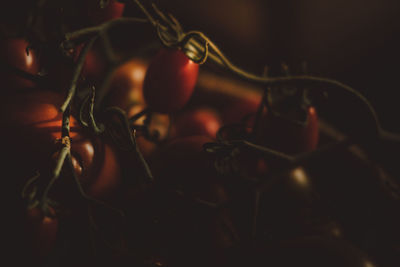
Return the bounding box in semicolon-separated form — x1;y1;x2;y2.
151;0;400;132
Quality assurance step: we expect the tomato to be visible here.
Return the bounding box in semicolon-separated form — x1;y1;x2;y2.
256;106;319;154
169;107;222;139
25;206;58;262
0;38;39;90
125;103;171;159
143;48;199;113
104;58;148;110
87;0;125;25
221;93;261;125
131;136;237;267
1;91;121;201
80;45;108;84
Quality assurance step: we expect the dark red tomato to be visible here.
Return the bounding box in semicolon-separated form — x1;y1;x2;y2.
143;48;199;113
169;107;222;139
221;92;261;125
256;106;319;154
0;39;39;90
87;0;125;25
1;91;121;200
25;207;58;262
104;59;148;110
81;46;107;83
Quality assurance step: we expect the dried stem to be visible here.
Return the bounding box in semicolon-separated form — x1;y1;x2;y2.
60;36;98;112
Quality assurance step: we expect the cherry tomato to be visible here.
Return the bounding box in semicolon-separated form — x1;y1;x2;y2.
221;93;261;125
169;107;222;139
87;0;125;25
1;91;121;200
25;207;58;262
0;38;39;90
143;48;199;113
104;58;148;110
256;106;319;154
80;45;108;84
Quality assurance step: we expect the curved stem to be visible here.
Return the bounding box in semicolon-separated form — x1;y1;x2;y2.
128;108;149;123
60;36;98;112
66;154;125;217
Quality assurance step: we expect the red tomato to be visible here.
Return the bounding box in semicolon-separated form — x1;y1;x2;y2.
25;207;58;262
0;38;39;90
256;106;319;154
87;0;125;25
170;107;222;139
1;91;121;200
143;48;199;113
104;59;148;110
80;45;107;84
221;93;261;125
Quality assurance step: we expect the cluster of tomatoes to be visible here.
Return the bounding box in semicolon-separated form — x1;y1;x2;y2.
3;1;399;267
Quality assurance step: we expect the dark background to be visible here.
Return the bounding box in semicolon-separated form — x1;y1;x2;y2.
155;0;400;132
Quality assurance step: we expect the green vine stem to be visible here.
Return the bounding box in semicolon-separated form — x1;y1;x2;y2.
88;86;105;134
104;107;154;182
39;105;72;212
65;153;125;217
129;0;400;146
60;36;98;112
58;0;399;177
0;61;43;84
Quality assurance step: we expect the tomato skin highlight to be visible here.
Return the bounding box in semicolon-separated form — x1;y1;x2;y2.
1;91;121;201
0;38;39;90
143;48;199;113
105;59;148;110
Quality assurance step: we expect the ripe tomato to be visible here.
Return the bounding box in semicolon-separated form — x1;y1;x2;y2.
0;38;39;90
169;107;222;140
1;91;121;200
25;206;58;262
221;93;261;125
87;0;125;25
256;106;319;154
143;48;199;113
104;58;148;110
80;46;107;84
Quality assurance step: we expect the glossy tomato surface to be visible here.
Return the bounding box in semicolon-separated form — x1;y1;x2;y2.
143;48;199;113
1;91;121;200
105;58;148;110
0;38;39;90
